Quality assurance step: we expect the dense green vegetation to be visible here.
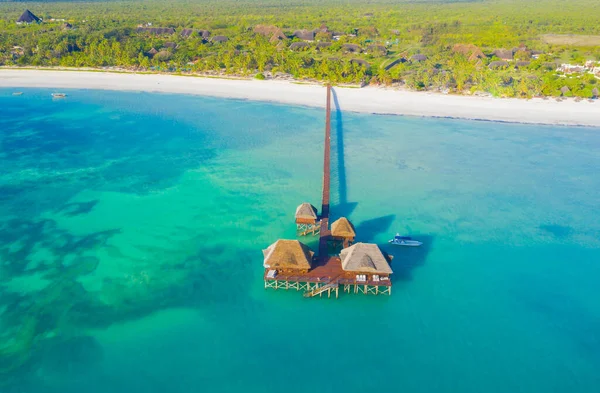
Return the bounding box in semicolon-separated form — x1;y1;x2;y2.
1;0;599;98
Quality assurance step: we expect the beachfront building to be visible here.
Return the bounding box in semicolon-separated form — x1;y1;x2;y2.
263;239;314;275
17;10;41;25
330;217;355;248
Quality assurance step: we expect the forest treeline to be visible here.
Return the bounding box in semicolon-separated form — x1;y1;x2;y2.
1;0;599;98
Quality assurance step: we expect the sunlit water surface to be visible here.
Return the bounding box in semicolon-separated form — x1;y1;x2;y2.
1;88;599;393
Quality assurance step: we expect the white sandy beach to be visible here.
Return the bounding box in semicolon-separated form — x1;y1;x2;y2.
1;69;599;127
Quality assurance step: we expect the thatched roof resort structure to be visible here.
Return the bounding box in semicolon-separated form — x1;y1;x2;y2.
263;240;313;274
340;243;393;275
295;203;318;225
330;217;356;247
263;86;393;298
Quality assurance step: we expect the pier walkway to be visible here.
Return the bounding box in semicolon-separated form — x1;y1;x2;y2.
318;85;332;260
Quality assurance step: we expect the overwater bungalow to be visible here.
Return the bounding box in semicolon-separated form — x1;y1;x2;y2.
263;239;313;275
339;243;393;294
295;203;318;225
330;217;355;247
340;243;392;277
295;203;319;235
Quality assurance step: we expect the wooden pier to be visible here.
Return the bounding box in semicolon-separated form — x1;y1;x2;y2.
263;85;393;298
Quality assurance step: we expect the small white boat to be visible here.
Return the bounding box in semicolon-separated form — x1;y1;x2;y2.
388;233;422;247
12;92;23;96
52;93;67;98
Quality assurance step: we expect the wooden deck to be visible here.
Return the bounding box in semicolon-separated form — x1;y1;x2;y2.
263;256;391;288
318;85;332;261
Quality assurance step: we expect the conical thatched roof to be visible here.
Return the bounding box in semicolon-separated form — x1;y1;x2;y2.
17;9;41;24
340;243;392;274
295;203;317;220
331;217;355;238
263;240;314;270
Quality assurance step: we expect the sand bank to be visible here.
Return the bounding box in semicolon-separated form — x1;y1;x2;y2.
1;69;599;127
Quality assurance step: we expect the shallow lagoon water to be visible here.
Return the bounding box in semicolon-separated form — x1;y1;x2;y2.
1;88;599;393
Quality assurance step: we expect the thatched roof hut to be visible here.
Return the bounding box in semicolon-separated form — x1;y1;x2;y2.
199;30;211;39
212;35;228;43
316;42;332;50
263;240;314;271
515;61;530;68
62;22;73;30
560;86;570;95
494;49;513;61
148;47;158;56
489;60;509;69
295;203;318;224
17;9;41;24
255;25;280;37
314;24;329;34
290;42;310;51
340;243;393;274
350;59;370;68
294;29;315;41
452;44;485;63
180;28;196;38
343;44;361;53
592;87;599;99
164;42;177;49
331;217;356;247
411;54;427;62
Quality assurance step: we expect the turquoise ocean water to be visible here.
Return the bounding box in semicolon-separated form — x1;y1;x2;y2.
1;88;599;393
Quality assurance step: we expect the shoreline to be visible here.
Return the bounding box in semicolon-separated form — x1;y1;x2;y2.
1;69;599;127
